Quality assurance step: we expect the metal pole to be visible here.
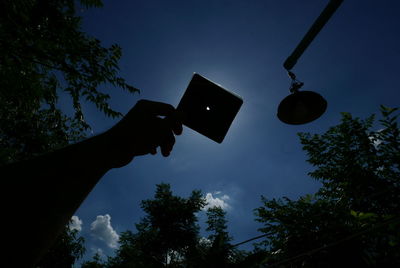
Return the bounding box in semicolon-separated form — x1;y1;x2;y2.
283;0;344;70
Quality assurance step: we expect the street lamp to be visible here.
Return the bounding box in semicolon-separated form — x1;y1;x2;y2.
278;0;344;125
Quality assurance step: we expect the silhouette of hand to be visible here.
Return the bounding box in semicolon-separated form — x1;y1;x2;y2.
104;99;183;168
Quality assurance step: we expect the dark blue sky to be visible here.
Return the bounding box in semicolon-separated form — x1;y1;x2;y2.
70;0;400;262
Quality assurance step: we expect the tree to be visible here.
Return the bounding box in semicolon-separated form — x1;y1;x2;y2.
83;185;250;267
81;253;105;268
254;106;400;267
192;206;248;268
105;183;206;267
206;207;231;243
0;0;138;164
36;226;85;268
203;207;233;267
1;0;138;266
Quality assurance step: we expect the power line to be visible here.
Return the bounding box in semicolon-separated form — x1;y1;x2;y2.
225;187;399;266
265;216;400;267
229;186;397;250
231;233;271;248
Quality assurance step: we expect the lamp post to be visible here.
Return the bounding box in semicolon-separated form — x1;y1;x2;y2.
278;0;344;125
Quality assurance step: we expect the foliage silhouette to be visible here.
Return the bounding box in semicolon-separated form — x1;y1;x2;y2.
83;184;249;267
253;106;400;267
36;227;86;268
101;183;205;267
0;0;138;165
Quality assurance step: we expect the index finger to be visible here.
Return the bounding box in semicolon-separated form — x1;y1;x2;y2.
165;114;183;135
136;99;176;117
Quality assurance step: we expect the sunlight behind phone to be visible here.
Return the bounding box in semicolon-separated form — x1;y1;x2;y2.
177;73;243;143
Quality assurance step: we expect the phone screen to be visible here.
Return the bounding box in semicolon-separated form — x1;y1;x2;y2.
177;74;243;143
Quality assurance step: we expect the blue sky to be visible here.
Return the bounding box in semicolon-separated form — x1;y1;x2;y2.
68;0;400;262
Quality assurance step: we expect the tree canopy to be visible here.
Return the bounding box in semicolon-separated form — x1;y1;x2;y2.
0;0;138;164
254;106;400;267
104;183;206;267
82;184;248;268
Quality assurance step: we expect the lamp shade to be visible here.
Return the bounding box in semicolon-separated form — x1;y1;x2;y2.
277;90;327;125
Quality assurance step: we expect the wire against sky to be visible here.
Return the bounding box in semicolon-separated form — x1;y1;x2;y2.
230;186;396;249
266;216;400;267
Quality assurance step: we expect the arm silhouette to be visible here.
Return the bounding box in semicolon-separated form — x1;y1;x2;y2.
1;99;182;267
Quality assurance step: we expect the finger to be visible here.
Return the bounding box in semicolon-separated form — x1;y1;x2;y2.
158;123;176;157
136;99;176;117
150;147;157;155
161;132;175;157
165;114;183;136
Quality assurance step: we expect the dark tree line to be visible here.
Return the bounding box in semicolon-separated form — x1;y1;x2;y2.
0;0;138;165
82;183;247;268
252;107;400;267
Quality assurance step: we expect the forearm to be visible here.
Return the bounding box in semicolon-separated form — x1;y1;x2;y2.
1;132;113;266
0;99;181;267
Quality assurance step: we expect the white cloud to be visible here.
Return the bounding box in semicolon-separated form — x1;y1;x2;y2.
69;215;82;232
90;247;105;259
221;194;230;201
90;214;119;248
203;192;231;210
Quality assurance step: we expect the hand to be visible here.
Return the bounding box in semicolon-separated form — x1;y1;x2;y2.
104;99;183;168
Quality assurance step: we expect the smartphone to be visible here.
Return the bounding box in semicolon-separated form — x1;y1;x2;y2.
177;73;243;143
